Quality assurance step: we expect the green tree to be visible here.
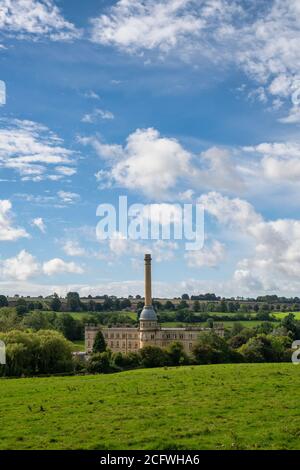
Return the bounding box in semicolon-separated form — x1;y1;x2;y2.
50;294;61;312
0;329;73;377
139;346;169;368
238;334;283;363
66;292;82;312
193;332;241;365
167;342;189;366
164;300;175;311
23;311;52;331
193;300;200;312
87;352;112;374
54;314;82;341
0;295;8;307
93;330;106;353
16;298;28;316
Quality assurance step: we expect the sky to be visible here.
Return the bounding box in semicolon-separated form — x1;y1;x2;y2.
1;0;300;298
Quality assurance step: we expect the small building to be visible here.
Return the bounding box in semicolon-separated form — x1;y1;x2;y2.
85;254;224;355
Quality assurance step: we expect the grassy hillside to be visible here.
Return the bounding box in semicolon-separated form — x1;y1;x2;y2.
0;363;299;450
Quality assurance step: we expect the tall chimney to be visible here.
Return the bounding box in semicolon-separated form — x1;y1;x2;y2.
144;254;152;307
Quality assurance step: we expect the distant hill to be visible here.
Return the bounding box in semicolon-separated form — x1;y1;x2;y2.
0;363;299;450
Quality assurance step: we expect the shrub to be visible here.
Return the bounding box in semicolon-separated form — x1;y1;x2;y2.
139;346;170;368
167;342;190;366
193;332;241;365
87;352;114;374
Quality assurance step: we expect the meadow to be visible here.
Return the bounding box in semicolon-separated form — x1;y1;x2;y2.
0;363;299;450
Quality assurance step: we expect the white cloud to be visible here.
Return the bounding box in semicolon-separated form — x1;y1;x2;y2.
55;166;77;176
85;127;193;198
43;258;84;276
31;217;46;233
200;191;300;292
0;119;77;181
89;0;300;122
0;250;39;280
185;240;225;268
244;142;300;183
82;128;244;199
0;199;29;241
81;108;114;123
0;249;84;281
57;191;80;204
0;0;80;41
83;90;101;100
0;80;6;106
90;0;204;53
62;240;86;257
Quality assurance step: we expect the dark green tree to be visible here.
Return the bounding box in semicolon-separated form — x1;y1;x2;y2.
93;330;106;353
66;292;82;312
16;298;28;316
139;346;169;368
0;295;8;307
50;294;61;312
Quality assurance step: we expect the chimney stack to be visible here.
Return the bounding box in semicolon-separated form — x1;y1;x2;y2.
144;254;152;307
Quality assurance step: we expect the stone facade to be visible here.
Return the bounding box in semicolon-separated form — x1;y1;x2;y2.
85;322;224;355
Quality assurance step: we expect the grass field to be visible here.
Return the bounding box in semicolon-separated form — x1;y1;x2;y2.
71;340;85;351
0;363;299;450
273;312;300;320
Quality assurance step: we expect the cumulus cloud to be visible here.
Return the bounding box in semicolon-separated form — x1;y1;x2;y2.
42;258;84;276
62;240;86;257
199;191;300;292
0;0;80;41
0;250;39;280
90;0;204;53
0;199;28;241
185;240;225;268
0;119;77;181
81;127;244;199
244;142;300;183
0;249;84;281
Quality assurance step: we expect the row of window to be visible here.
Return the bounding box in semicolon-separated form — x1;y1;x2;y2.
104;332;138;340
110;341;139;349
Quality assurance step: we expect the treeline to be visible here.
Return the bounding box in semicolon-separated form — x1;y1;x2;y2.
0;308;136;341
1;314;299;378
2;292;300;314
0;330;73;377
85;314;299;374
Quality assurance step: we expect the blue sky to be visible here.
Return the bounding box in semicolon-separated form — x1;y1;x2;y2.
1;0;300;298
